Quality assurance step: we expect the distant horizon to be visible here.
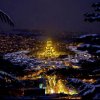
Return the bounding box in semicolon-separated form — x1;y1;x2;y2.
0;28;100;40
1;28;100;34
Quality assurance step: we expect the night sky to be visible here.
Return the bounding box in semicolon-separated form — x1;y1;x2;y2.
0;0;100;33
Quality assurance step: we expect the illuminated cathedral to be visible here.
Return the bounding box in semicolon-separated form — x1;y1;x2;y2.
38;40;59;58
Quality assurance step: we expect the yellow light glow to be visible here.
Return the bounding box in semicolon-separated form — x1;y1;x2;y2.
45;75;78;95
72;65;80;69
38;40;59;58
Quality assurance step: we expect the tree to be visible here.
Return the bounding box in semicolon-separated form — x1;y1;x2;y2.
84;2;100;22
0;10;14;27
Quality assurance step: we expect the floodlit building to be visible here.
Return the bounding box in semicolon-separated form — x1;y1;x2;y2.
38;40;59;58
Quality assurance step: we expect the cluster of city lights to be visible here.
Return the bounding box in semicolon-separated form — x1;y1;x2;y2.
45;75;78;95
38;40;60;58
